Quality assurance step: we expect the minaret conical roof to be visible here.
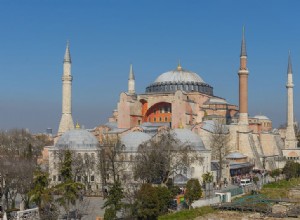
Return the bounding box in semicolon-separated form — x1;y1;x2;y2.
287;50;292;74
129;64;135;80
240;26;247;57
64;41;71;63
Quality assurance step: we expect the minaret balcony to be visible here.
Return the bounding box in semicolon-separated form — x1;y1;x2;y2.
62;75;73;81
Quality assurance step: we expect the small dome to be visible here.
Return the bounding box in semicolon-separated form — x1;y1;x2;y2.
121;131;152;152
253;115;270;120
56;129;99;150
154;66;205;84
171;129;206;150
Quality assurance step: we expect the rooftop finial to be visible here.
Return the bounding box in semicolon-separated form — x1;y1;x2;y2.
177;60;182;71
64;40;71;63
241;26;247;57
75;122;80;129
288;50;292;74
129;63;135;80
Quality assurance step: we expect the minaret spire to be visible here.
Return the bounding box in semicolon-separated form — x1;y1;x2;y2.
128;64;135;95
287;50;292;74
285;51;297;148
58;41;75;134
64;41;71;63
129;63;135;80
238;26;249;128
241;26;247;57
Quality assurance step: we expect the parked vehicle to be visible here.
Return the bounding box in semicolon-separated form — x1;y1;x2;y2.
240;178;252;186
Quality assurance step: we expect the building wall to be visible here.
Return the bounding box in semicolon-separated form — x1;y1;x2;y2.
260;133;278;156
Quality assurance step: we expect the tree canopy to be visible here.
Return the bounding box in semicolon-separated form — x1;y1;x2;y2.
134;131;202;184
185;179;202;209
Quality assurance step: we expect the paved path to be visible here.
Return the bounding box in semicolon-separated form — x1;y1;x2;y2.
58;197;106;220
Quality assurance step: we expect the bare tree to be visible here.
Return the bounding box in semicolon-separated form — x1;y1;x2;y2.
209;122;231;184
0;129;53;212
134;131;203;184
98;135;127;183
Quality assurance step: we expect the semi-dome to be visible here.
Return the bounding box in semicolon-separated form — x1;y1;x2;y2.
121;131;152;152
145;64;213;95
206;97;228;104
55;129;99;150
171;129;206;151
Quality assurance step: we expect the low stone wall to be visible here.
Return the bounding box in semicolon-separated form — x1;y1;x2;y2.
288;188;300;200
192;196;221;208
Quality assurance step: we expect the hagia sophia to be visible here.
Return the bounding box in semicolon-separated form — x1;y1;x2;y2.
46;28;300;193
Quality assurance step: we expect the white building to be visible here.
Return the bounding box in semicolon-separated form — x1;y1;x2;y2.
49;127;101;195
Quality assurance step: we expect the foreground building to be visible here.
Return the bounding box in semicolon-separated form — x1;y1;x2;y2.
49;124;101;195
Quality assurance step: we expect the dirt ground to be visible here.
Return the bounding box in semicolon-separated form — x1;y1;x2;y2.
194;211;299;220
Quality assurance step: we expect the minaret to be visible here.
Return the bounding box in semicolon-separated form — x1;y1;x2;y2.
238;26;249;127
285;51;297;148
128;64;135;95
58;42;74;134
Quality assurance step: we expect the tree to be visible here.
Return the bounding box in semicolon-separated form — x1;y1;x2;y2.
134;131;203;184
209;122;230;184
202;172;213;198
185;178;202;209
29;169;59;220
269;168;281;182
135;184;172;219
156;186;173;214
102;180;124;220
55;150;84;218
282;161;300;180
0;129;51;212
98;135;127;186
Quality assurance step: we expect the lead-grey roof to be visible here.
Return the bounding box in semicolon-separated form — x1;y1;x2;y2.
171;129;206;151
205;97;228;104
253;115;270;120
64;41;71;63
287;51;292;74
154;68;205;84
241;26;247;57
226;152;247;159
121;131;152;152
55;129;99;150
201;120;229;133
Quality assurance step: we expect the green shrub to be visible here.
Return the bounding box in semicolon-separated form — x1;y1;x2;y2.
158;206;215;220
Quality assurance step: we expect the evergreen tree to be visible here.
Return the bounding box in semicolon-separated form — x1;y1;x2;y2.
29;169;50;208
185;179;202;209
202;172;213;197
55;150;84;218
282;161;300;180
29;169;59;220
102;180;124;220
135;184;172;219
135;184;160;220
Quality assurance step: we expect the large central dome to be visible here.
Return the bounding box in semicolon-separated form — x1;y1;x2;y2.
145;64;213;95
154;65;205;84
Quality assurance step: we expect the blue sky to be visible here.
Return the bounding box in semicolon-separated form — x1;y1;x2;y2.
0;0;300;133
